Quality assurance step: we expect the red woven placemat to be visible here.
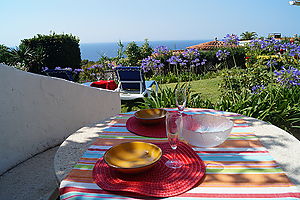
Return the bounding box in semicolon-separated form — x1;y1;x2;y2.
126;116;166;138
92;142;206;197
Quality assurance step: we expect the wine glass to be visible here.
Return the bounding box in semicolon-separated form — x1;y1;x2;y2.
165;112;183;169
175;88;186;115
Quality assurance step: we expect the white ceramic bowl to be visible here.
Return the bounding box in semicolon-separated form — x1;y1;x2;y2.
182;114;233;147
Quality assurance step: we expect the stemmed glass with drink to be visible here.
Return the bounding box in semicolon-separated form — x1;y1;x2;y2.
175;88;187;115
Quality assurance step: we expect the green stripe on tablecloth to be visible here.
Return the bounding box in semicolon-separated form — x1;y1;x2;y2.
74;164;94;170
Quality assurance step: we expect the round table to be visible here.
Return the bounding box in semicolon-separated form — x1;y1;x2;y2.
54;109;300;190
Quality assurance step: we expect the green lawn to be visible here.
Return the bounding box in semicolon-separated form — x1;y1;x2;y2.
160;77;222;103
121;77;222;112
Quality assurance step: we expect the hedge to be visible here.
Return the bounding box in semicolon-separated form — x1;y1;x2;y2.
21;33;81;70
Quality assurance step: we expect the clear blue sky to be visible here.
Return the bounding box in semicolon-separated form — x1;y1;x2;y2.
1;0;299;47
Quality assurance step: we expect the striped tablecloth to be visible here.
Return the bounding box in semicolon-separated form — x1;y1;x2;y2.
60;108;300;199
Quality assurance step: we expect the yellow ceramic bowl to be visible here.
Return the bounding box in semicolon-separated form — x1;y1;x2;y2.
104;142;162;174
134;108;167;125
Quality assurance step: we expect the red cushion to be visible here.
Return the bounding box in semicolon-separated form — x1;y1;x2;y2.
90;80;117;90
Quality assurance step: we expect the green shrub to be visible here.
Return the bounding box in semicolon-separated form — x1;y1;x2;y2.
21;33;81;72
200;47;246;70
140;85;179;109
219;66;274;94
8;44;46;73
121;39;153;66
0;44;12;65
139;83;214;110
215;85;300;133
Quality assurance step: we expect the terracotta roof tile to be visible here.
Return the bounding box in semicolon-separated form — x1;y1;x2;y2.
187;40;237;50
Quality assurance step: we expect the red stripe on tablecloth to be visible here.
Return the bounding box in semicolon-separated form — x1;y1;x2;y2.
178;192;300;198
196;151;268;153
87;148;110;151
61;187;147;198
63;195;130;200
60;187;300;198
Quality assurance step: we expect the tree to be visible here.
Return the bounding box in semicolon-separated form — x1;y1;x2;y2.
123;40;153;66
240;31;258;40
9;44;46;73
140;39;153;59
21;33;81;70
117;40;125;59
0;44;12;65
124;42;141;66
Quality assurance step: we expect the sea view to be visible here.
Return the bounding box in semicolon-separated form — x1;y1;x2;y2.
80;40;210;61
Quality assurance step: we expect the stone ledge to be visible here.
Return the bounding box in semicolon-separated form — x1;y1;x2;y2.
0;146;59;200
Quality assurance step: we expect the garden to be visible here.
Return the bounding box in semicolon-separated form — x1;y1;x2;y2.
118;34;300;135
1;33;300;135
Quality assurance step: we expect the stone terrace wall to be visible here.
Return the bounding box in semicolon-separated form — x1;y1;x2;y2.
0;64;121;175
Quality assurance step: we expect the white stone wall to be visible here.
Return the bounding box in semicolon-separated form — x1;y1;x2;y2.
0;64;121;175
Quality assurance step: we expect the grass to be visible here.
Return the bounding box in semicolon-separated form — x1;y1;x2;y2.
121;77;222;112
160;77;222;103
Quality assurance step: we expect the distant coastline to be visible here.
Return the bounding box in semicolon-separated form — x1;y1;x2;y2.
80;40;210;61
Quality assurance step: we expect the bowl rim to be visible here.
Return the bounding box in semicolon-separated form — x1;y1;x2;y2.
183;114;234;133
134;108;167;120
103;141;162;169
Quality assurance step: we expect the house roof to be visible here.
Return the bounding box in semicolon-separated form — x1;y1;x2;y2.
187;40;237;50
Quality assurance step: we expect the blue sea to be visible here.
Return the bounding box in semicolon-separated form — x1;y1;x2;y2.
80;40;210;61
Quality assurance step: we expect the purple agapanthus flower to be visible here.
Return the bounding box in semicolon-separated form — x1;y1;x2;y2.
167;55;182;65
41;67;48;71
74;68;84;74
141;56;164;72
266;59;278;68
223;34;239;46
182;48;201;59
274;66;300;86
216;50;230;61
251;85;266;94
107;63;114;69
153;46;169;54
247;38;300;56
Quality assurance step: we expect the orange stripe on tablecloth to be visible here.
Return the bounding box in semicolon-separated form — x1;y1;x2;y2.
200;173;293;187
198;140;263;148
204;165;278;169
205;161;276;164
65;170;93;183
200;184;295;188
231;119;248;124
203;161;278;168
67;169;93;178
